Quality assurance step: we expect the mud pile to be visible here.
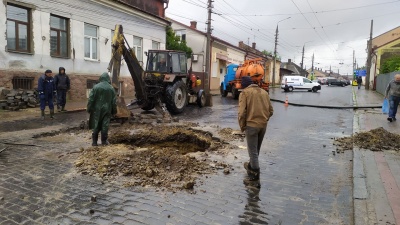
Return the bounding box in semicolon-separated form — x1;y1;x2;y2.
334;127;400;152
218;128;245;141
75;125;229;191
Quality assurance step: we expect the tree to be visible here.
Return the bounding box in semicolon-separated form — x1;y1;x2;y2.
380;56;400;74
262;50;272;56
166;26;193;58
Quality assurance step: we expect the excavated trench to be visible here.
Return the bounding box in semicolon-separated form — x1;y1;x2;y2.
75;125;232;191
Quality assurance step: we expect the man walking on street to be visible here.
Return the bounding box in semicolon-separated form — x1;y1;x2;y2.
357;76;363;90
87;72;117;146
38;70;56;120
54;67;70;112
238;76;274;188
385;74;400;122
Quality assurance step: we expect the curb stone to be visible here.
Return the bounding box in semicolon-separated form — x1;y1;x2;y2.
352;86;369;225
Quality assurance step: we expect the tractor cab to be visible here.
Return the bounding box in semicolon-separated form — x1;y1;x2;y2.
145;50;187;75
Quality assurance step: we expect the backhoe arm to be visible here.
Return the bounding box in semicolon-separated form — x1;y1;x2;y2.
108;25;147;106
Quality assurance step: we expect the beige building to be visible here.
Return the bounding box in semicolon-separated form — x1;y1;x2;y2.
369;26;400;87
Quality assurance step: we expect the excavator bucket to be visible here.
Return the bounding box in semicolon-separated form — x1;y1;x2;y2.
115;96;131;119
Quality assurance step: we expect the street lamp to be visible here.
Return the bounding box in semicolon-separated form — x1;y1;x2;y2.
272;17;291;86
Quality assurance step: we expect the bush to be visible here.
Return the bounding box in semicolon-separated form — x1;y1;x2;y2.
381;56;400;74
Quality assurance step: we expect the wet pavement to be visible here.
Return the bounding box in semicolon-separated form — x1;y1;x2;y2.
0;88;355;224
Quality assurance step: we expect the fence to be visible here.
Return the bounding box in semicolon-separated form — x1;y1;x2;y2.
376;71;399;95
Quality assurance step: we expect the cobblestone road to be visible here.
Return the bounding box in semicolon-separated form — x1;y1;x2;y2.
0;91;354;225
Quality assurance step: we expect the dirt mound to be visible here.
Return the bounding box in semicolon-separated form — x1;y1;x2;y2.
75;125;229;191
334;127;400;152
218;128;245;141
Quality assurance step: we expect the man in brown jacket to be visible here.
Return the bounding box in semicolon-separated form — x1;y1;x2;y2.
238;76;274;188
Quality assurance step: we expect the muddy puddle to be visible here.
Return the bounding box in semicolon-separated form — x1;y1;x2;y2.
334;127;400;152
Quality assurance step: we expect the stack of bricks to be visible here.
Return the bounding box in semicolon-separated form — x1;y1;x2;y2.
0;89;39;111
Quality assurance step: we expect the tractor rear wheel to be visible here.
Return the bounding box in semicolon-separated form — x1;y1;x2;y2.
165;80;188;114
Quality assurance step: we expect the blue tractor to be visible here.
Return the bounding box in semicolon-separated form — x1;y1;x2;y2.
220;64;239;98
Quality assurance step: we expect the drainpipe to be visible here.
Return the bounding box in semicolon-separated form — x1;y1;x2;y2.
163;0;169;17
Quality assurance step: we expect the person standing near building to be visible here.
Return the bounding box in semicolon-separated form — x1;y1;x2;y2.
357;76;363;90
385;74;400;122
238;76;274;188
54;67;70;112
87;72;117;146
38;70;56;120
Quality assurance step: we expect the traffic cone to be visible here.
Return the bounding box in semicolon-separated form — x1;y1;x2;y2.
284;96;289;106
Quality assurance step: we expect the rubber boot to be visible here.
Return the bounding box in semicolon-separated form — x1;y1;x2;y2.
92;132;99;146
50;109;55;119
41;110;45;120
57;105;61;112
61;106;67;112
101;132;109;146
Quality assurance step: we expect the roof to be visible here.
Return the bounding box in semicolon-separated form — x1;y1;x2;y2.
280;61;308;76
115;0;170;24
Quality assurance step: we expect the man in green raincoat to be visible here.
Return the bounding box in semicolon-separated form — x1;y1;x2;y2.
87;72;117;146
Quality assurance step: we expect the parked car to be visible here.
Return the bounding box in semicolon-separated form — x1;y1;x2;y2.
327;78;347;87
343;80;351;85
281;76;321;92
317;78;327;85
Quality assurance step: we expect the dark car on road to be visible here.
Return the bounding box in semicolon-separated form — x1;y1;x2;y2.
327;79;347;87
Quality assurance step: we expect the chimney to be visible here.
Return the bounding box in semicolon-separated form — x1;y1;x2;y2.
288;59;292;63
252;42;256;49
190;21;197;29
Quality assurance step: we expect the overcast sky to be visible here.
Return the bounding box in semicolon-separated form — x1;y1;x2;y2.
166;0;400;75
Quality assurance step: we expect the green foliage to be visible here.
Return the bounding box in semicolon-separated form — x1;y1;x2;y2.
166;26;193;58
262;50;272;56
381;56;400;74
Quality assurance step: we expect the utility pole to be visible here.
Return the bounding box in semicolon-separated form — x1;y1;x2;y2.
366;20;373;90
311;53;314;77
300;45;305;70
204;0;212;106
352;50;355;78
272;17;291;86
272;26;278;86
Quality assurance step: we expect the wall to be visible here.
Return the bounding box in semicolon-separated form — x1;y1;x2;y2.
170;22;207;73
0;0;168;99
371;26;400;49
376;71;397;95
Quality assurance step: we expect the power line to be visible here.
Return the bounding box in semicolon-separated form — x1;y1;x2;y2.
223;0;400;17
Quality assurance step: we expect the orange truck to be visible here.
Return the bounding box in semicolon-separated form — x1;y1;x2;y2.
220;58;269;99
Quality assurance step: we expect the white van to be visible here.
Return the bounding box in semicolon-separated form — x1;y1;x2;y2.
281;76;321;92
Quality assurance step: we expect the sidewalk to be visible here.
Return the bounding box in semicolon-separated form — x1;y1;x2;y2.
352;86;400;225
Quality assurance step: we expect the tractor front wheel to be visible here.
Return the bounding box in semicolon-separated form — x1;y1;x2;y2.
165;80;188;114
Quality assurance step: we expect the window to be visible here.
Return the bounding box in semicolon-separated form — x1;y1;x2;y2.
175;30;186;42
84;23;98;60
171;54;180;73
152;41;160;50
133;36;143;63
303;78;312;83
146;52;168;72
50;15;68;57
6;4;31;52
179;54;187;73
12;77;34;89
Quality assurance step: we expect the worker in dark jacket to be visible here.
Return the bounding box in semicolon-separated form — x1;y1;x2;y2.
238;76;274;188
357;76;363;90
54;67;70;112
38;69;56;120
87;72;117;146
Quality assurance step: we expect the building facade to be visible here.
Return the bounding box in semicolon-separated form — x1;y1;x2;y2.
0;0;169;99
170;20;246;91
369;26;400;88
